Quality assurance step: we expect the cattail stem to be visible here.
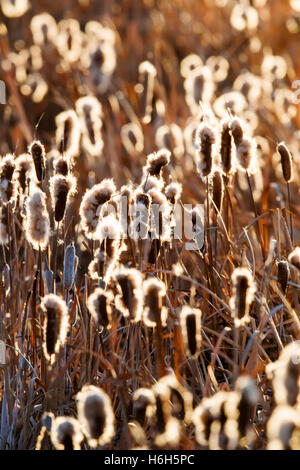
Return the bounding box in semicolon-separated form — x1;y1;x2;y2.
287;182;293;246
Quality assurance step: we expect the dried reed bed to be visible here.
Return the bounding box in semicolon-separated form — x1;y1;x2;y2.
0;0;300;450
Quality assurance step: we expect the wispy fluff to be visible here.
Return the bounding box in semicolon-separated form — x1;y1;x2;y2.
41;294;68;362
55;110;80;161
25;188;50;250
76;96;103;157
114;267;143;322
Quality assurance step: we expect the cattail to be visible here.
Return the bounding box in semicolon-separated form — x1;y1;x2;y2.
76;385;115;448
155;124;185;159
25;188;50;250
206;55;229;82
151;378;181;448
184;66;214;115
141;175;164;193
138;61;157;124
29;140;46;182
84;39;116;93
234;375;259;439
80;179;116;239
288;247;300;270
159;374;193;424
267;342;300;407
277;142;293;183
50;174;76;222
180;306;202;358
1;0;29;17
63;243;76;289
120;122;144;155
114;267;143;322
165;182;182;205
87;287;113;330
0;205;9;244
94;215;122;282
55;110;80;161
230;118;244;148
132;388;156;427
144;149;170;178
143;277;168;327
30;13;58;46
53;156;69;176
180;53;203;78
42;294;68;361
15;153;33;193
195;123;216;178
148;188;171;242
0;155;17;203
76;96;103;157
236;137;256;172
220;120;233;174
56;19;82;64
211;169;224;213
193;391;239;450
230;267;256;327
51;417;83;450
277;260;289;294
267;405;300;450
129;191;150;240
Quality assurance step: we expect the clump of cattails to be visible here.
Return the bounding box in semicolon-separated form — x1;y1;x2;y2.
277;142;293;183
29;140;46;182
288;247;300;270
50;173;76;223
50;417;83;450
210;168;224;213
87;287;113;330
76;96;103;157
144;149;170;178
195;123;216;178
15;153;33;193
230;267;256;327
55;110;80;161
277;260;289;294
25;188;50;250
80;179;116;239
151;378;181;448
0;154;17;204
193;391;239;450
132;388;156;427
180;305;202;358
267;405;300;450
138;61;157;124
114;267;143;322
41;294;68;361
143;277;168;327
76;385;115;448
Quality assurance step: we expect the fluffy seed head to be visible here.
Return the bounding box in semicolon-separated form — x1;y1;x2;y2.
53;156;69;176
220;120;233;174
180;305;202;358
277;260;289;294
211;169;224;213
236;137;256;172
165;182;182;205
0;155;17;203
15;153;33;193
114;267;143;322
55;110;80;161
87;287;113;330
144;149;170;177
42;294;68;361
230;118;244;147
288;247;300;270
230;267;256;327
25;188;50;250
50;174;76;222
277;142;293;183
143;277;168;327
29;140;46;182
76;96;103;157
76;385;115;448
195;123;216;178
133;388;156;427
50;417;83;450
267;405;300;450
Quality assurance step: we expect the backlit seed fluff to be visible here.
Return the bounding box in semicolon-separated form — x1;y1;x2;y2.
277;142;293;183
165;182;182;205
120;122;144;155
152;378;181;448
133;388;156;427
87;288;113;330
220;120;233;174
180;306;202;358
144;149;171;177
41;294;68;361
55;110;80;161
15;153;33;193
114;267;143;322
195;123;216;178
50;417;83;450
211;169;224;213
1;0;29;18
230;267;256;327
76;96;103;157
277;260;289;294
30;13;58;46
143;278;168;328
25;189;50;251
79;179;116;239
0;155;17;203
236;137;257;172
267;405;300;450
288;247;300;270
50;174;76;222
76;385;115;448
158;374;193;424
53;156;69;176
230;118;244;148
29;140;46;182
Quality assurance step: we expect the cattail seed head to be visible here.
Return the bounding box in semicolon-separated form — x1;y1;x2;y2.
15;153;33;193
236;137;256;172
277;142;293;183
165;182;182;205
29;140;46;182
180;305;202;358
267;405;300;450
87;287;113;330
80;179;116;239
288;247;300;270
220;120;233;174
51;417;83;450
144;149;170;177
76;385;115;448
50;174;76;222
230;267;256;327
143;278;168;328
0;155;17;203
55;110;80;161
230;118;244;148
211;169;224;213
53;156;69;176
234;375;259;439
25;188;50;250
114;267;143;322
42;294;68;361
76;96;103;157
195;123;216;178
277;260;289;294
133;388;156;427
